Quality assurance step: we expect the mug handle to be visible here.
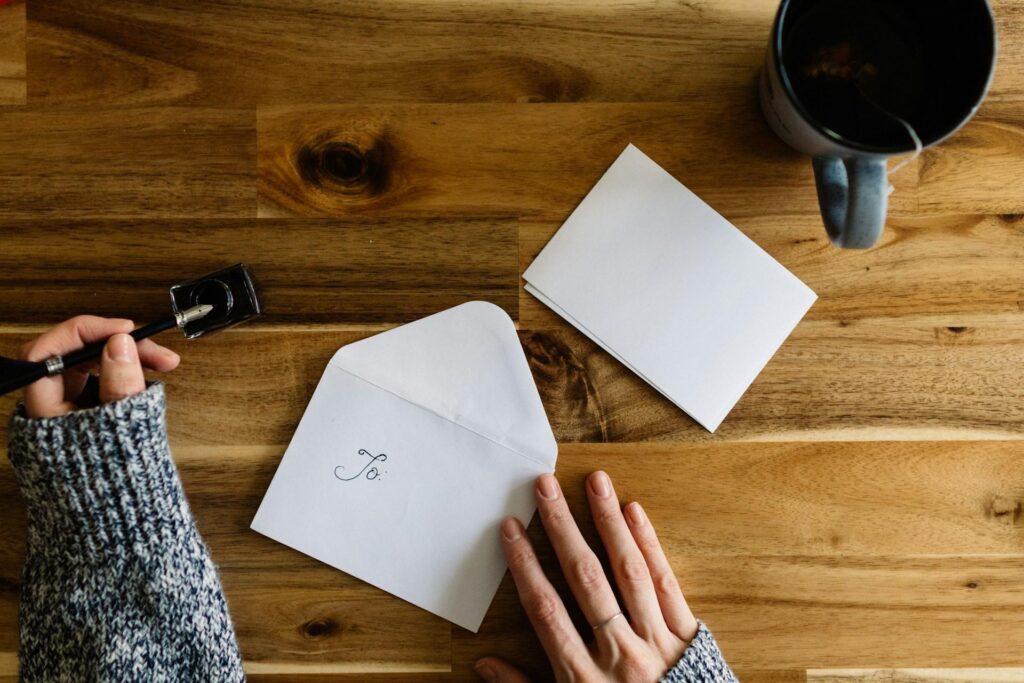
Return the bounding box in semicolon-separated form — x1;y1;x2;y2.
812;156;888;249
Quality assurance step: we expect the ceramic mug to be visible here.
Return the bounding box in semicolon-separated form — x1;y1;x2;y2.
760;0;997;248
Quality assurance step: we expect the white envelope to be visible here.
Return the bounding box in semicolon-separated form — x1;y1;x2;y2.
251;301;557;632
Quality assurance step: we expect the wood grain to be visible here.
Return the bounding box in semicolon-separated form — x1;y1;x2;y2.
520;213;1024;329
23;0;1024;107
0;0;25;105
4;312;1022;445
0;107;254;218
226;570;452;674
918;101;1024;215
24;0;774;106
257;103;1024;222
257;102;921;221
0;218;518;325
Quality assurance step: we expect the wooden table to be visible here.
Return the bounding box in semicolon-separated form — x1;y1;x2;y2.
1;1;1023;681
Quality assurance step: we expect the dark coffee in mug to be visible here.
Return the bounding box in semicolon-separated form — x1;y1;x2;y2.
785;0;994;151
761;0;997;248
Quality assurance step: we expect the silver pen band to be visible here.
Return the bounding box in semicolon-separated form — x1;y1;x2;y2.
44;356;65;377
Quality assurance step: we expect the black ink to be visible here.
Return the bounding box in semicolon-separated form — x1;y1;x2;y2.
335;449;388;482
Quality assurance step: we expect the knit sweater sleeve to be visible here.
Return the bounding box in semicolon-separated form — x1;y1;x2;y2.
660;622;739;683
7;382;245;683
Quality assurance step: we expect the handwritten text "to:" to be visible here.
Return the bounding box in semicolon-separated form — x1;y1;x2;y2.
335;449;388;482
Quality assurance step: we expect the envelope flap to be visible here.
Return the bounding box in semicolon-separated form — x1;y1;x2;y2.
330;301;557;467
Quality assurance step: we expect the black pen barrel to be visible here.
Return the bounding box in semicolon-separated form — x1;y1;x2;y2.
0;364;48;396
60;315;179;369
1;305;212;397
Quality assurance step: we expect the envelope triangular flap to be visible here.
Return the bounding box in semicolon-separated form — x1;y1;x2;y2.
329;301;557;467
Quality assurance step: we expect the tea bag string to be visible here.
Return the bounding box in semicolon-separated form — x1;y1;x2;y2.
855;79;923;195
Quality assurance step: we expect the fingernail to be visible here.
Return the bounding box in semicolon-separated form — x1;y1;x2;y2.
590;471;611;498
107;334;135;362
536;474;560;500
474;660;498;682
626;502;647;527
501;517;523;542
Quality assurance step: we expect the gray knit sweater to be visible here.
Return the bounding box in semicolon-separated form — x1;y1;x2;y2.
8;382;737;682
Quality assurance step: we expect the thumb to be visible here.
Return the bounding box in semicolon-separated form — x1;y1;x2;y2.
99;334;146;404
474;657;531;683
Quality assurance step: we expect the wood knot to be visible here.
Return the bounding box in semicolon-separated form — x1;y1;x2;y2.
509;56;591;102
987;495;1023;525
966;581;979;589
998;213;1023;223
521;331;608;442
935;325;973;340
296;133;393;196
301;617;340;639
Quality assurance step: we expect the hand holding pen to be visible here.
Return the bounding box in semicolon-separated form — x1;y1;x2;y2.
18;316;183;419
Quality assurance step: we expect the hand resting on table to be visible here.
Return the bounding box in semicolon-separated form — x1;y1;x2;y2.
475;471;705;683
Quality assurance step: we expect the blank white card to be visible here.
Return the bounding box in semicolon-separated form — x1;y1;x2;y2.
523;144;817;432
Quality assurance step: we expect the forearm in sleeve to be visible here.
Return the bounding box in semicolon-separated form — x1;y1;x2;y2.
7;382;245;682
661;622;739;683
